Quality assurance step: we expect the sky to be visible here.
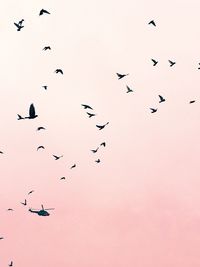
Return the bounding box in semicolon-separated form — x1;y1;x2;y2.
1;0;200;266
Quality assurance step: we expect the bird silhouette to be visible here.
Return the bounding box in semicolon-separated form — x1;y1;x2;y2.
91;147;99;153
148;20;156;26
14;22;24;31
158;95;165;103
25;104;38;119
21;199;27;206
81;104;93;110
18;19;24;26
0;237;4;240
70;164;76;169
150;108;157;113
42;85;48;90
87;112;96;118
53;155;63;160
126;85;133;93
37;146;45;151
7;208;13;211
116;73;129;79
189;100;196;104
9;261;13;267
39;9;50;16
96;122;109;130
60;177;66;180
17;114;24;120
55;69;63;74
95;159;101;163
43;46;51;51
168;60;176;67
0;151;4;154
100;142;106;147
28;190;34;195
37;126;46;131
151;59;158;66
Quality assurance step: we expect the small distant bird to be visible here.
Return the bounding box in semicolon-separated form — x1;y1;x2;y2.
96;122;109;130
55;69;63;74
87;112;96;118
39;9;50;16
168;60;176;67
198;63;200;69
17;114;24;120
37;126;46;131
42;86;48;90
28;190;34;195
37;146;45;151
9;261;13;267
126;85;133;93
150;108;157;113
25;104;38;119
158;95;165;103
151;59;158;66
81;104;93;110
91;147;99;153
0;237;4;240
21;199;27;206
100;142;106;147
53;155;63;160
116;73;129;80
14;22;24;31
70;164;76;169
60;177;66;180
189;100;196;104
0;151;4;154
7;208;13;211
95;159;101;163
148;20;156;27
43;46;51;51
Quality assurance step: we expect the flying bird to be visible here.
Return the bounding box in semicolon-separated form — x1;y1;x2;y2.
28;190;34;195
70;164;76;169
151;59;158;66
150;108;157;113
9;261;13;267
126;85;133;93
95;159;101;163
168;60;176;67
54;69;63;74
87;112;96;118
43;46;51;51
21;199;27;206
0;237;4;240
42;85;48;90
96;122;109;130
14;22;24;31
0;151;4;154
100;142;106;147
37;146;45;151
81;104;93;110
116;73;129;80
37;126;46;131
18;19;24;26
25;104;38;119
148;20;156;26
17;114;24;120
189;100;196;104
53;155;63;160
158;95;165;103
39;9;50;16
91;147;99;153
7;208;13;211
60;177;66;180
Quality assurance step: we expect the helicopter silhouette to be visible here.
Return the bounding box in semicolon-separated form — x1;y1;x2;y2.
29;205;54;216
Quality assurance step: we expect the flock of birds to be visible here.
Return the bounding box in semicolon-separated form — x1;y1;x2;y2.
0;11;197;266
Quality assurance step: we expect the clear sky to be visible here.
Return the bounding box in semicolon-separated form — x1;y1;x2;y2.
1;0;200;266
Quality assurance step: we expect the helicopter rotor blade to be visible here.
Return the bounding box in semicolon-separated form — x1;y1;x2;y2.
41;205;44;210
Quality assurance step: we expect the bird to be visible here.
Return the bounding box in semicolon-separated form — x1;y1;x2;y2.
150;108;157;113
168;60;176;67
17;114;24;120
87;112;96;118
96;122;109;130
39;9;50;16
43;46;51;51
60;177;66;180
0;151;4;154
126;85;133;93
116;73;129;80
91;147;99;153
7;208;13;211
198;63;200;69
21;199;27;206
151;59;158;66
0;237;4;240
70;164;76;169
95;159;101;163
18;19;24;26
81;104;93;110
55;69;63;74
37;126;46;131
9;261;13;267
14;22;24;31
100;142;106;147
53;155;63;160
28;190;34;195
42;85;48;90
158;95;165;103
148;20;156;26
189;100;196;104
25;104;38;119
37;146;45;151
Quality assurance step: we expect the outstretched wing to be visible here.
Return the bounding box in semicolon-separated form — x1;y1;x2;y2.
14;23;19;28
158;95;164;101
29;104;35;117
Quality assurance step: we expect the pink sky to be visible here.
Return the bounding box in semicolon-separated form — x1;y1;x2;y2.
1;0;200;266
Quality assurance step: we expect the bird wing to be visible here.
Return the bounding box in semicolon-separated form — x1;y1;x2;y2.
158;95;164;101
29;104;36;117
43;9;50;14
14;23;19;28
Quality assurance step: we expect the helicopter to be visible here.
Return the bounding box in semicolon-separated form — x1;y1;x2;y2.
29;205;54;216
